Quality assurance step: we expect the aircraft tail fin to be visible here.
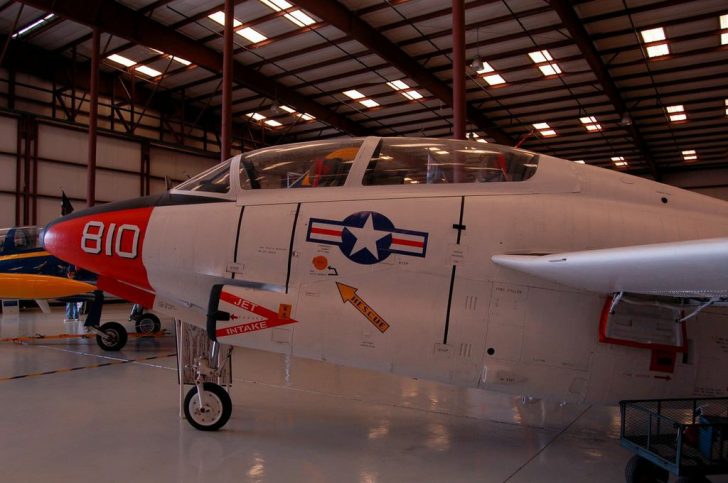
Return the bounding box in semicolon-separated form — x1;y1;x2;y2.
61;191;74;216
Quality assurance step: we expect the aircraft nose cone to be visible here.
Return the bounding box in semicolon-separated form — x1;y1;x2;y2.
42;197;158;291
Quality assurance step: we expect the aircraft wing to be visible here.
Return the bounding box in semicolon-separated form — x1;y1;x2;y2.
0;273;96;299
491;237;728;297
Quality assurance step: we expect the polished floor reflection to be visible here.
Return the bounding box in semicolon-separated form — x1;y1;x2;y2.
1;305;725;482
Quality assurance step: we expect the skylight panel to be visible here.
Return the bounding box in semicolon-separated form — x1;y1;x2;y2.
580;116;602;132
721;15;728;45
279;105;315;121
265;119;282;127
483;74;506;86
300;113;315;121
107;54;136;68
470;133;488;143
280;105;296;114
238;27;267;43
533;122;556;137
360;99;379;108
667;105;686;122
682;150;697;161
611;156;628;167
641;27;666;43
573;160;586;164
640;27;669;58
12;13;54;39
476;62;495;74
529;50;561;77
209;11;242;27
285;10;316;27
171;56;191;66
247;112;266;121
725;99;728;116
343;90;365;100
136;65;162;77
387;80;423;100
260;0;292;9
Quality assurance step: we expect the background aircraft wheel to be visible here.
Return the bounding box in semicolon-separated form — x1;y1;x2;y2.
624;455;669;483
184;382;232;431
134;313;161;334
95;322;128;351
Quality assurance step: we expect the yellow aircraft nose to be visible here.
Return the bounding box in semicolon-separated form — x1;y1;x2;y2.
0;274;96;299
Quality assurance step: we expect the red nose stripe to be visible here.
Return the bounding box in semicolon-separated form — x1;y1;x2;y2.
44;207;153;291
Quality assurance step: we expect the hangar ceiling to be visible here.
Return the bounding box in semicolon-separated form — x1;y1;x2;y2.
0;0;726;179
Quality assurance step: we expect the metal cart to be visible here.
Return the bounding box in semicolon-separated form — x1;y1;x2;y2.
620;397;728;483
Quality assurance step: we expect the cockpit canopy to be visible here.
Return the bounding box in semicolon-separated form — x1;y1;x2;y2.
174;137;539;195
0;226;43;254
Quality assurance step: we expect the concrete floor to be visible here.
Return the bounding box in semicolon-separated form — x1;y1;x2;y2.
1;305;725;483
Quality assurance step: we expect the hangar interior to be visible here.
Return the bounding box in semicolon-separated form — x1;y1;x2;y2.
0;0;727;482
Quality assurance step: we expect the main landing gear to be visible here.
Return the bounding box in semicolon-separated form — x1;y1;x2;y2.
129;304;161;334
183;340;232;431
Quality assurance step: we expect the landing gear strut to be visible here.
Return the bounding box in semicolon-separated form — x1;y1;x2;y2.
181;337;233;431
84;290;128;351
129;304;161;334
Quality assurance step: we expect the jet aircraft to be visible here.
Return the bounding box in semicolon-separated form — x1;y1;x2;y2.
42;137;728;431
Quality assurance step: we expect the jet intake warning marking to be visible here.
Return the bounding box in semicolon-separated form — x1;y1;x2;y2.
336;282;390;333
217;291;296;337
306;211;428;265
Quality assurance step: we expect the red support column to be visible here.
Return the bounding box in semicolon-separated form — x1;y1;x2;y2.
221;0;234;161
451;0;465;140
87;28;100;207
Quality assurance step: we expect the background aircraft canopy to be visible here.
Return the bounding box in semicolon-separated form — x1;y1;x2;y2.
0;226;43;255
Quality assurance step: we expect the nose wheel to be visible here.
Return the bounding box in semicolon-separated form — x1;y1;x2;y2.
183;382;232;431
94;321;128;351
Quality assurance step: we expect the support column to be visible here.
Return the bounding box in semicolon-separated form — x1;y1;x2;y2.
451;0;465;140
87;28;100;207
221;0;234;161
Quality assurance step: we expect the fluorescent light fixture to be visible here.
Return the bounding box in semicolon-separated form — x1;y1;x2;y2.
585;124;602;132
360;99;379;108
646;43;670;58
260;0;292;10
682;150;697;161
611;156;624;161
533;122;550;130
343;89;365;100
435;151;449;155
247;112;266;121
573;160;586;164
280;105;296;113
107;54;136;68
528;50;553;63
300;113;315;121
682;150;696;155
666;105;684;113
285;10;316;27
264;119;282;127
11;13;54;38
238;27;267;43
208;11;242;27
641;27;666;43
484;74;506;86
722;33;728;46
612;156;628;167
669;113;687;122
580;116;597;124
136;65;162;77
540;129;556;137
721;14;728;29
614;161;628;167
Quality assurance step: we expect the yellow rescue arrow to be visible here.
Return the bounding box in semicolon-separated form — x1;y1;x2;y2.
336;282;390;333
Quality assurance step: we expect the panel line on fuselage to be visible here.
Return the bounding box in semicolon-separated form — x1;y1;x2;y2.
443;196;467;345
285;203;301;294
231;206;245;280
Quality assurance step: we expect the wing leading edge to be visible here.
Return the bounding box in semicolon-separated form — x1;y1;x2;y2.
492;237;728;297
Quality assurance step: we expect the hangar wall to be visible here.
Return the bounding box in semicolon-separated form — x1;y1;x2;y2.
0;112;218;228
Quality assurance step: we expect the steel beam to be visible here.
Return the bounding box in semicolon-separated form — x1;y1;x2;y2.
452;0;465;140
16;0;370;137
549;0;659;179
87;28;99;207
221;0;233;160
293;0;513;144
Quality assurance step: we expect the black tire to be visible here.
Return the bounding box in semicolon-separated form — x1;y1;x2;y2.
134;313;161;334
184;383;232;431
624;455;670;483
95;322;128;351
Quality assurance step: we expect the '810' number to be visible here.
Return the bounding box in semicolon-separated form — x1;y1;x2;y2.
81;221;140;259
